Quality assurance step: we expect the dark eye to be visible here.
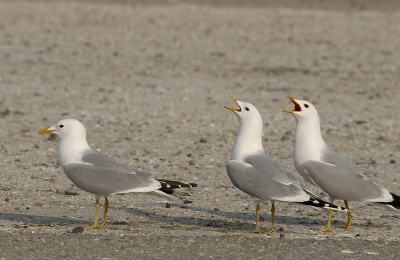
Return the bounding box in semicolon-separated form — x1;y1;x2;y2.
245;107;250;111
59;124;64;128
304;104;309;108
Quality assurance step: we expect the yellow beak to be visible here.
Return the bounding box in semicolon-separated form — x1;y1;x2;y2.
37;128;55;135
282;94;298;113
224;96;240;111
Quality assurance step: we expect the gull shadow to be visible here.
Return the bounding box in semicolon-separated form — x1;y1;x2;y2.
0;212;90;226
0;205;379;232
113;202;374;231
190;203;379;228
113;205;255;231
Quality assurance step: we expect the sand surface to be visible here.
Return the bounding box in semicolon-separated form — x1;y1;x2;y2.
0;0;399;259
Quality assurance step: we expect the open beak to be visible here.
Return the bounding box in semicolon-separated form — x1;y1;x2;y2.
37;128;55;135
224;96;241;112
282;94;301;113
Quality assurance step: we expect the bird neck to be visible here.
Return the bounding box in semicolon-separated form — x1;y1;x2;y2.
231;123;264;161
58;136;91;167
293;116;326;165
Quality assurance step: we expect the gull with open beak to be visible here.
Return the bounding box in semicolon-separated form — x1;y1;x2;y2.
225;96;346;233
283;94;400;231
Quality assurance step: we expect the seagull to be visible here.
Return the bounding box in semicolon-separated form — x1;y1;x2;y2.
283;94;400;231
224;96;346;233
38;118;197;229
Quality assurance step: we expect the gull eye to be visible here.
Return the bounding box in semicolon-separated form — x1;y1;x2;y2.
304;104;309;108
59;124;65;129
245;107;250;111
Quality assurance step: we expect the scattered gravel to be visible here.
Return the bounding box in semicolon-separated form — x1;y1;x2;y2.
0;0;399;259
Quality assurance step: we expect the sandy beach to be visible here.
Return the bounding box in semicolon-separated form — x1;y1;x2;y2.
0;0;399;259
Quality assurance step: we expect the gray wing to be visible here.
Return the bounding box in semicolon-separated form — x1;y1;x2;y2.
246;154;303;185
227;154;309;202
63;150;161;196
302;147;391;202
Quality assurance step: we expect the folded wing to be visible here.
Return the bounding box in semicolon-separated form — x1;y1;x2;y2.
303;159;392;202
64;151;161;196
227;154;309;202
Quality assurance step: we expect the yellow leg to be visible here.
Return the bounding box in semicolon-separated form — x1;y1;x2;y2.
84;199;101;229
252;204;261;233
312;209;333;232
98;198;109;228
263;203;276;233
336;200;352;229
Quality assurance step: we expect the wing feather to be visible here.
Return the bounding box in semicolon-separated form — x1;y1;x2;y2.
303;159;391;202
227;154;309;202
63;151;161;196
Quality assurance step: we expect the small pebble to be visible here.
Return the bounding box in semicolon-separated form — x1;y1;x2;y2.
72;227;84;233
389;159;396;164
279;233;284;239
48;134;57;141
166;203;171;208
65;190;79;196
112;221;128;225
281;135;290;141
49;222;56;227
199;138;207;143
1;108;10;117
188;160;195;166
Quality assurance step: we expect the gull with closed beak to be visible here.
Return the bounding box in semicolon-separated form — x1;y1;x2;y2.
38;118;197;229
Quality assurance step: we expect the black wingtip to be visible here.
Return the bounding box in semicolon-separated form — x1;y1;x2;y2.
156;179;197;195
297;196;347;212
379;192;400;210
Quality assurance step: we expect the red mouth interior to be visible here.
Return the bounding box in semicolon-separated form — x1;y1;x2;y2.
294;102;301;112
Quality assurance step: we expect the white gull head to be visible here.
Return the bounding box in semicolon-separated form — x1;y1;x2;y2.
282;95;327;174
38;118;92;168
224;96;264;161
